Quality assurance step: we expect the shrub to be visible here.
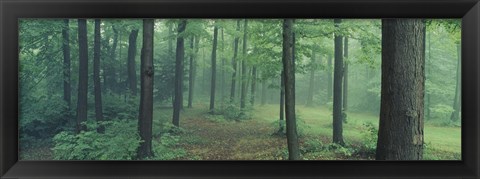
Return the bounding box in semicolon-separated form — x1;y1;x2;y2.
151;133;187;160
220;101;252;120
52;120;141;160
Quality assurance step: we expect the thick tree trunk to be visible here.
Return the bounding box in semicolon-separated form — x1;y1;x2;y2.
450;44;461;121
76;19;88;133
376;19;425;160
343;37;349;111
173;20;187;126
62;19;71;110
230;20;241;102
333;19;345;145
93;19;104;133
137;19;155;159
127;29;139;96
306;48;316;107
282;19;300;160
209;25;219;112
426;32;431;120
240;19;248;109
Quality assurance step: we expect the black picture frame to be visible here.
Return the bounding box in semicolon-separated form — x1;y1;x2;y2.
1;0;479;178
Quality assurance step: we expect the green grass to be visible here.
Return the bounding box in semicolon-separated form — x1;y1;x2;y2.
253;104;461;160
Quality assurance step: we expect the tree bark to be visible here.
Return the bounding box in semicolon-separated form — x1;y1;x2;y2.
127;29;139;96
240;19;248;109
62;19;71;110
221;28;226;107
450;44;461;121
230;20;241;102
279;71;285;134
93;19;104;133
173;20;187;126
333;19;345;145
137;19;155;159
376;19;425;160
209;24;219;113
282;19;300;160
426;32;431;120
76;19;88;133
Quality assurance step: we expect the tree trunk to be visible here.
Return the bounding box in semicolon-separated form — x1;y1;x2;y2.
261;79;267;106
306;48;316;107
127;29;139;96
108;25;119;93
450;44;461;121
173;20;187;127
188;37;196;108
250;67;257;106
221;28;226;107
333;19;345;145
93;19;104;133
376;19;425;160
240;19;248;109
279;71;285;134
62;19;71;111
343;37;349;111
327;54;333;101
230;20;241;102
137;19;155;159
209;24;219;113
76;19;88;133
426;32;431;120
282;19;300;160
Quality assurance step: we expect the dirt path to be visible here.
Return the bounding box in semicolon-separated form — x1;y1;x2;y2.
179;112;287;160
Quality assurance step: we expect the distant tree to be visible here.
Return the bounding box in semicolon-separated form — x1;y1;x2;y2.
188;36;199;108
343;37;349;111
106;25;119;93
93;19;104;133
333;19;345;145
61;19;71;110
278;70;285;134
450;44;461;121
127;29;139;96
76;19;88;133
173;20;187;127
376;19;425;160
250;67;257;106
306;47;316;107
230;20;241;102
327;54;333;101
240;19;248;109
137;19;155;159
282;19;300;160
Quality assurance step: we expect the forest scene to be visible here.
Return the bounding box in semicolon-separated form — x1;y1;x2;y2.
19;19;461;160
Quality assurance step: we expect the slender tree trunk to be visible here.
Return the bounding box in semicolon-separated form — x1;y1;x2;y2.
240;19;248;109
109;26;119;93
93;19;104;133
173;20;187;127
306;48;316;107
62;19;71;111
250;67;257;106
127;29;139;96
221;28;226;107
76;19;88;133
188;37;195;108
138;19;155;159
209;24;219;113
283;19;300;160
327;54;333;101
450;44;461;121
332;19;345;145
261;79;267;106
279;71;285;134
343;37;349;111
426;32;431;120
230;20;241;102
376;19;425;160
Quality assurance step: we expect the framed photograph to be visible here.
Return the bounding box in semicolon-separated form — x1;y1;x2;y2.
1;0;479;178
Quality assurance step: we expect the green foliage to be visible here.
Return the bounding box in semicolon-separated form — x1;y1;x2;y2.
150;133;187;160
52;120;141;160
353;122;378;158
430;104;454;121
220;101;253;120
103;94;139;120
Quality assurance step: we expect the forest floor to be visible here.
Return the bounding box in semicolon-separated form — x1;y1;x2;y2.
21;102;462;160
